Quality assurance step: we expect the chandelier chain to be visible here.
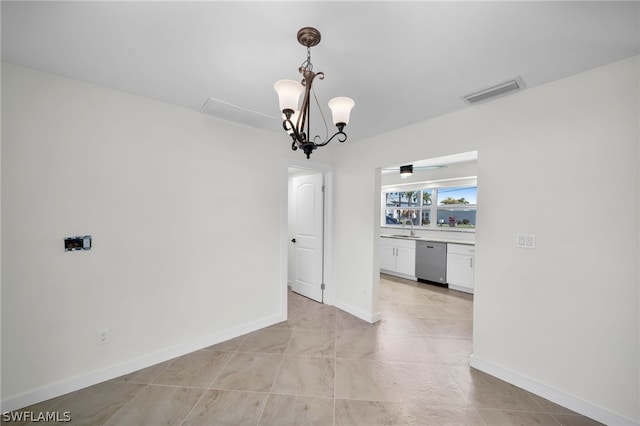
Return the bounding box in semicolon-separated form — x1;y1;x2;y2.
300;46;314;74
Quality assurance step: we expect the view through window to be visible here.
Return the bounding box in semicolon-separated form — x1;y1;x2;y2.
384;185;477;229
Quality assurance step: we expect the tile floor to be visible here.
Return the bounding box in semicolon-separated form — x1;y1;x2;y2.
5;274;602;425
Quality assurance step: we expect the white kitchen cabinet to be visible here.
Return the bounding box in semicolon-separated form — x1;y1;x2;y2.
446;244;475;293
380;237;416;279
380;244;397;271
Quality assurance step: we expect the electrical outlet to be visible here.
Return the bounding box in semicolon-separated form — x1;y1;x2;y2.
516;234;526;247
98;328;110;345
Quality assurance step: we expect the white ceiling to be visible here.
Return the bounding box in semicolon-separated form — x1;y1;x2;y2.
2;1;639;143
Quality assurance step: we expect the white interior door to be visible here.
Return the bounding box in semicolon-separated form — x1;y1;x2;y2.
291;172;324;302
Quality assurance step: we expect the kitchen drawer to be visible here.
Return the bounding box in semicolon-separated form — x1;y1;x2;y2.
447;243;475;256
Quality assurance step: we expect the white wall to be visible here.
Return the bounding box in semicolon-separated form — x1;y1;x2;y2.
331;56;639;424
0;63;335;410
380;160;478;187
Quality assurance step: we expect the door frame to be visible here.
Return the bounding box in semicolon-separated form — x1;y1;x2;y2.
280;157;334;318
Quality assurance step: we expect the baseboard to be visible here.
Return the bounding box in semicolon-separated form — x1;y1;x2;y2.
1;313;285;413
334;300;380;324
447;283;473;294
470;355;639;426
380;270;417;281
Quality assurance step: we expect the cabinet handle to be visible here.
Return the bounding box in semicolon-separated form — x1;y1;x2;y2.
470;258;473;268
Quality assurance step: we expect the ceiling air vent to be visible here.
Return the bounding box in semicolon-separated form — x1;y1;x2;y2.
200;97;278;130
462;77;525;105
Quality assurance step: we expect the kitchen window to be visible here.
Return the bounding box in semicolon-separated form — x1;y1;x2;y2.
383;184;477;230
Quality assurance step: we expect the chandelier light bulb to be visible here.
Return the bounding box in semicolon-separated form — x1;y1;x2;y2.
274;80;304;113
328;97;355;126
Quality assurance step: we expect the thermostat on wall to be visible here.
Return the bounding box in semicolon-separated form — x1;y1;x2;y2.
64;235;91;251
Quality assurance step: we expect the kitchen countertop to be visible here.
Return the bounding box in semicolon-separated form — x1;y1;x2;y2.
380;234;475;246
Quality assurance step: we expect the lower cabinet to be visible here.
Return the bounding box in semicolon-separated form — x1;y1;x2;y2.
446;244;475;293
380;237;416;278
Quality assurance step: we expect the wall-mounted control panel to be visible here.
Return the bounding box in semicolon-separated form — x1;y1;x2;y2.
64;235;92;251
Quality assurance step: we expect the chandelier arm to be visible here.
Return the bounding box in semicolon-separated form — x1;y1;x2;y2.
282;117;293;133
311;73;325;143
297;93;307;136
314;130;347;147
310;81;330;145
283;117;304;144
297;70;317;140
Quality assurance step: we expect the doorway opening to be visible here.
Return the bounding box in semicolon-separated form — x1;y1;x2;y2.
377;151;478;297
283;160;334;313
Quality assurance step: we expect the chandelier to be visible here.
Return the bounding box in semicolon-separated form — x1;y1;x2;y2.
274;27;355;159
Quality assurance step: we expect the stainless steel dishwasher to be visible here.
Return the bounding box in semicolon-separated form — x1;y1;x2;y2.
415;241;447;285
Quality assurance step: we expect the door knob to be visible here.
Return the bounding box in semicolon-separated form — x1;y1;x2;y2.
291;238;296;243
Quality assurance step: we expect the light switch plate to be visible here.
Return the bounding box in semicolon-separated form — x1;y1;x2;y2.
525;234;535;248
516;233;535;249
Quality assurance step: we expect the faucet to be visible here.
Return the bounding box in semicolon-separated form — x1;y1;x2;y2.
405;219;415;236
